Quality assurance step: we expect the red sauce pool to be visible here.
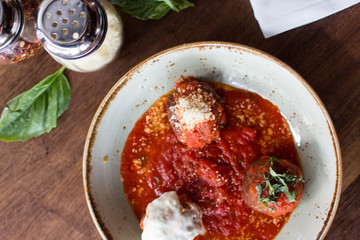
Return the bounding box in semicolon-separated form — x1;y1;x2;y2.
121;82;300;239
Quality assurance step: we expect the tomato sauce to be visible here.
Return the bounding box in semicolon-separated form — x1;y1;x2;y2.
121;82;300;239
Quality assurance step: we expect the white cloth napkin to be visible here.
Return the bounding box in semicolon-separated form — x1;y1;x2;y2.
249;0;360;38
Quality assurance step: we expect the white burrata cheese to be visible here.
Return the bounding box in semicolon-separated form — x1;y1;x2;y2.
142;191;205;240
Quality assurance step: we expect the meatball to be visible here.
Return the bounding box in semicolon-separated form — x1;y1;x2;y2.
242;156;304;217
167;76;226;148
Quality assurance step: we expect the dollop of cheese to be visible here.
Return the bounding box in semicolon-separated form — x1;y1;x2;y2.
142;191;205;240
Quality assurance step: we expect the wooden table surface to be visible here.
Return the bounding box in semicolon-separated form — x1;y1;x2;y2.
1;1;359;239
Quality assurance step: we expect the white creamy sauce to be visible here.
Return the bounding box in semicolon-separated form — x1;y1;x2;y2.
53;0;123;72
142;191;205;240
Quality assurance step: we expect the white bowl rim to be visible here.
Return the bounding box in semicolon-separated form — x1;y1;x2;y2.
82;41;342;240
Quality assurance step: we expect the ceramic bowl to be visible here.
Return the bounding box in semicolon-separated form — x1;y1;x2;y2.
83;42;342;240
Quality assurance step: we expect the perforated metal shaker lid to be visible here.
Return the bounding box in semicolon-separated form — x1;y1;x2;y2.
36;0;107;59
0;1;3;26
0;0;23;51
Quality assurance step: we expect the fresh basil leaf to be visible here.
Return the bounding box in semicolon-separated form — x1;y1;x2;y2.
272;183;281;193
265;156;280;166
299;175;305;183
111;0;195;20
266;180;275;195
256;157;304;211
269;167;278;177
0;66;70;142
256;183;263;200
285;189;297;202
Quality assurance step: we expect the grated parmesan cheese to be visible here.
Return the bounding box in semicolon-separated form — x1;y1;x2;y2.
170;93;214;131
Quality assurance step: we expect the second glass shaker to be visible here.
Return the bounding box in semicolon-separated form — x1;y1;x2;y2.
0;0;42;64
35;0;124;72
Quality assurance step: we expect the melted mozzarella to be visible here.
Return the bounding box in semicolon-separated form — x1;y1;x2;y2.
142;191;205;240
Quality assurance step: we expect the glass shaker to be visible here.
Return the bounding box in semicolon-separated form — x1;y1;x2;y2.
0;0;42;64
35;0;124;72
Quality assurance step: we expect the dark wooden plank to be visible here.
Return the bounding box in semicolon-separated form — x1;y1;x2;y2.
325;175;360;240
0;0;359;239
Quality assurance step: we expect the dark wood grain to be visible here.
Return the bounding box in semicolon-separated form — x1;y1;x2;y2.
0;1;359;239
325;175;360;240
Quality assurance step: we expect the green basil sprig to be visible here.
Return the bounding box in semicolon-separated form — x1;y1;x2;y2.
0;66;70;142
111;0;195;20
256;157;304;212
